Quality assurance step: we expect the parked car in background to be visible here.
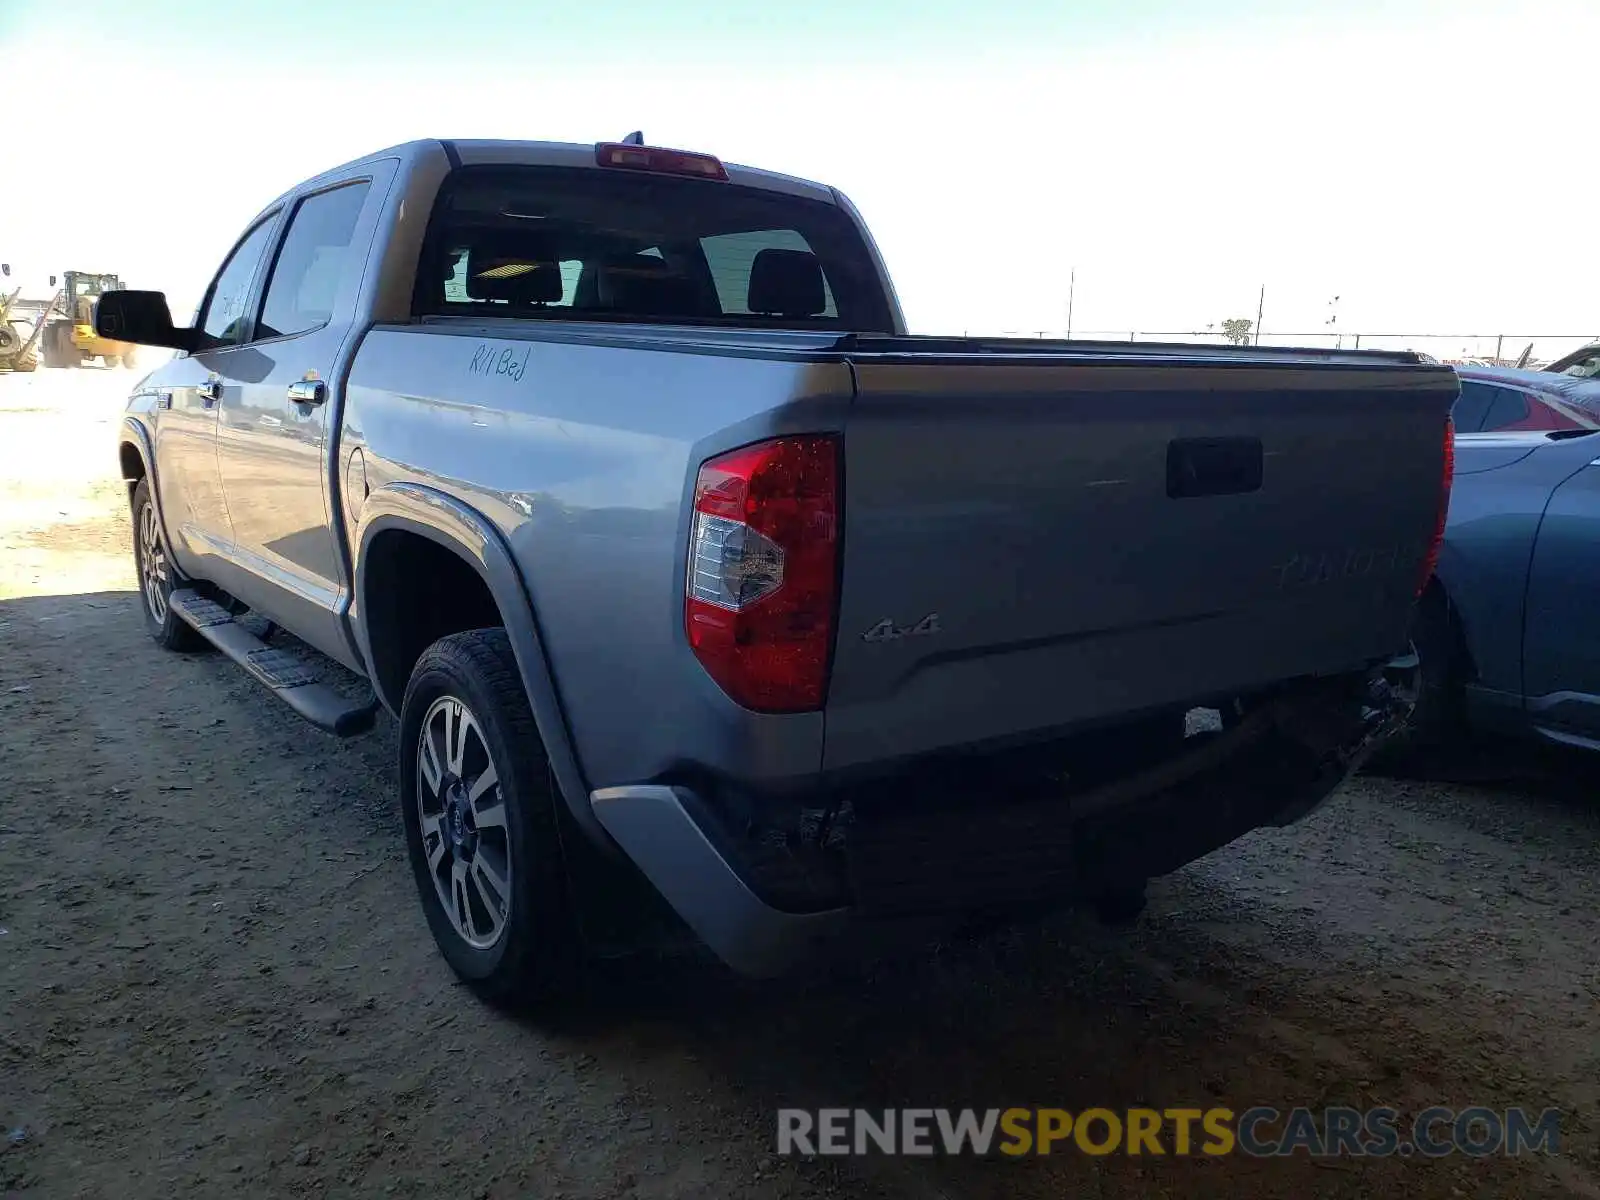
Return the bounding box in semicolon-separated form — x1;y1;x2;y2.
1543;342;1600;379
1452;366;1600;434
1403;420;1600;756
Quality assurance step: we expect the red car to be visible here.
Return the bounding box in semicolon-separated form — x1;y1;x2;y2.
1452;366;1600;433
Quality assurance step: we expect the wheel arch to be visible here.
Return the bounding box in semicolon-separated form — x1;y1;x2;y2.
118;438;145;486
1419;572;1478;686
117;417;182;566
352;483;612;854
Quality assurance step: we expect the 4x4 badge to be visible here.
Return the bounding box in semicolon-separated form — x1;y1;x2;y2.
862;613;942;643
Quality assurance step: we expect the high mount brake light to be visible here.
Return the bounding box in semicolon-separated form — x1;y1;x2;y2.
595;142;729;182
1417;416;1455;595
685;435;840;713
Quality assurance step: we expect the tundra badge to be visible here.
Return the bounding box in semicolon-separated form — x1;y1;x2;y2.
862;613;942;644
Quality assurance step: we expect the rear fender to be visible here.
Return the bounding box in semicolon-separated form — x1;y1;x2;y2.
1431;531;1521;695
351;482;613;854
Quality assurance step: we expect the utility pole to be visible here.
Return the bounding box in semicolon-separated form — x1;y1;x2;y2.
1254;286;1265;346
1067;267;1076;340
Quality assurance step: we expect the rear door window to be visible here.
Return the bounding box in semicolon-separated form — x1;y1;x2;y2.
1479;386;1531;432
257;181;372;340
1452;381;1494;432
415;164;891;332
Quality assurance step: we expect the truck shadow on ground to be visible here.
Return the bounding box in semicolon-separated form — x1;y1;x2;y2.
1364;738;1600;862
1368;732;1600;799
547;877;1579;1196
538;737;1600;1196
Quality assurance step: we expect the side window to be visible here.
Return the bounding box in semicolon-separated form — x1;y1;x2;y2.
257;182;372;340
199;218;278;345
1451;381;1494;433
1479;386;1531;432
1562;352;1600;379
700;229;837;317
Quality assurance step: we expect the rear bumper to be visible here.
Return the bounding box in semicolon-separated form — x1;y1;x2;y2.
588;784;849;977
590;666;1412;976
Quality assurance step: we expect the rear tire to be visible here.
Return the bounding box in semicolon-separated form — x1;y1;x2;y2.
1371;588;1466;770
1092;879;1149;927
130;479;204;652
48;326;77;369
3;323;36;371
399;629;582;1013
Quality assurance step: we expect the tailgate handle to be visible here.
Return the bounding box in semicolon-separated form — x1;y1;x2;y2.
1167;437;1263;499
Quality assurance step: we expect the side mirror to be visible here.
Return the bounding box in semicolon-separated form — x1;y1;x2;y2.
49;275;57;287
94;290;197;352
1;263;9;277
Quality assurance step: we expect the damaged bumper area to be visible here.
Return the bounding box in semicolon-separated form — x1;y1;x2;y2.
588;665;1414;977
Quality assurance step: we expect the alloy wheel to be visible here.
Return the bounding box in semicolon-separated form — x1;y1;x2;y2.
138;501;169;624
415;695;512;950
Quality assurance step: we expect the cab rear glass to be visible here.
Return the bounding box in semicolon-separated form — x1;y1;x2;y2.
413;164;894;333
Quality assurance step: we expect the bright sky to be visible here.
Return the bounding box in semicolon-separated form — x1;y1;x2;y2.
3;0;1595;360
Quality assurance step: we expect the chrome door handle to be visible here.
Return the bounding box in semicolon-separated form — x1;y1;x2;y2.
288;379;326;406
197;380;221;404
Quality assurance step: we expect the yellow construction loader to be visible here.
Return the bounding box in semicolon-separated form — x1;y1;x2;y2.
40;270;141;369
0;274;48;374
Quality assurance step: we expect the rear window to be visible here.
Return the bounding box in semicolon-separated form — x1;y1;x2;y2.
414;164;892;332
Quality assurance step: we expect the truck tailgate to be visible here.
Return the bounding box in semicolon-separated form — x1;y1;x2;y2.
823;354;1457;771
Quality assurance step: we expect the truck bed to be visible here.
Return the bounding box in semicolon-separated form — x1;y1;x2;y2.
364;319;1454;782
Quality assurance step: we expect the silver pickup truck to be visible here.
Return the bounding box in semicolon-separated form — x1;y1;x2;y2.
101;135;1458;1009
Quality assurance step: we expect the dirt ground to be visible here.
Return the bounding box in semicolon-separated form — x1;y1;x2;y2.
3;368;1599;1200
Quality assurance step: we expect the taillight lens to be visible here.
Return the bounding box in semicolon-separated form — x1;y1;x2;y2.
685;435;840;712
1416;416;1455;595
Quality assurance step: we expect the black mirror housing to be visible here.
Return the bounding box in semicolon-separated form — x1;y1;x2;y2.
94;290;197;352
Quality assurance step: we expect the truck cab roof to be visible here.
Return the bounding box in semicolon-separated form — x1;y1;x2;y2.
261;137;840;224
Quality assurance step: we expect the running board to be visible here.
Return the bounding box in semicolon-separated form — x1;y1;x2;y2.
168;589;380;737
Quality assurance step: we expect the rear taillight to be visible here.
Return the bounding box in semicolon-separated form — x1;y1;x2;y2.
595;142;729;181
685;435;840;712
1416;416;1455;595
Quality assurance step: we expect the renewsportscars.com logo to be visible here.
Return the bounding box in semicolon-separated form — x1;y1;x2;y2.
776;1107;1562;1159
